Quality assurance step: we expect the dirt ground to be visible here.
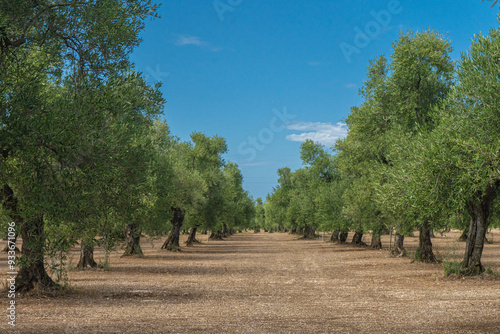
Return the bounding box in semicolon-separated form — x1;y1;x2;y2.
0;230;499;333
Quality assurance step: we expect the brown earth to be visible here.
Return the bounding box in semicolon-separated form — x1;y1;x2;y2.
1;230;500;333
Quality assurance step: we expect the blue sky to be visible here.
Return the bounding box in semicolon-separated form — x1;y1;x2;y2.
131;0;499;200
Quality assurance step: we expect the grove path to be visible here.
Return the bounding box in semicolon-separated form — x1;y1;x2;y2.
2;231;500;333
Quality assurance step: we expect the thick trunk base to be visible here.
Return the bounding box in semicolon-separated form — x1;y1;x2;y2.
210;230;224;240
351;231;366;245
77;242;97;269
392;233;406;257
462;192;495;275
301;225;316;239
122;222;143;257
16;216;56;292
162;208;185;251
339;231;348;243
330;230;340;242
370;234;382;249
185;227;201;247
416;223;436;263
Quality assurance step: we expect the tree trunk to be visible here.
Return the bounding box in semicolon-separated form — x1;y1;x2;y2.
462;186;496;274
351;230;365;245
416;221;436;263
77;241;97;269
210;230;224;240
254;227;260;233
222;224;229;238
16;215;56;292
122;221;143;256
392;233;406;256
162;207;185;251
185;226;201;246
370;234;382;249
301;225;316;239
339;231;348;243
458;226;468;242
330;230;340;242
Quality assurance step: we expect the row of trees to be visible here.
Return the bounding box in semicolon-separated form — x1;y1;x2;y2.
0;1;254;292
265;19;500;275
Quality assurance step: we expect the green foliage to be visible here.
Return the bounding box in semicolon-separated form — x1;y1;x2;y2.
443;260;462;277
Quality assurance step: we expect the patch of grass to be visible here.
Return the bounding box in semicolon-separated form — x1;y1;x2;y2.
443;260;462;277
98;261;111;271
485;265;498;277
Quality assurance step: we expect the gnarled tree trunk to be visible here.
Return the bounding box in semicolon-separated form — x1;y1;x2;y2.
463;185;497;274
222;224;229;238
123;221;143;256
416;221;436;263
16;215;56;292
351;230;365;245
370;233;382;249
339;231;348;243
210;229;224;240
392;233;405;256
330;230;340;242
162;207;185;251
77;241;97;269
301;225;316;239
185;226;201;246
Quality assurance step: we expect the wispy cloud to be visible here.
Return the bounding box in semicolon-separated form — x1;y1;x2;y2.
175;35;221;52
344;83;357;89
285;121;348;146
308;61;323;66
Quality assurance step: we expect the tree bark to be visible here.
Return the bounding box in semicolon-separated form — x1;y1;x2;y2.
339;231;348;243
301;225;316;239
462;185;497;274
122;221;143;256
330;230;340;242
351;230;365;245
185;226;201;246
370;233;382;249
392;233;406;256
254;227;260;233
222;224;229;238
416;221;436;263
16;215;56;292
162;207;185;251
210;229;224;240
458;225;468;242
77;241;97;269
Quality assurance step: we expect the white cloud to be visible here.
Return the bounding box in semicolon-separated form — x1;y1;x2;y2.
285;121;348;146
344;83;357;89
175;35;221;52
308;61;323;66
